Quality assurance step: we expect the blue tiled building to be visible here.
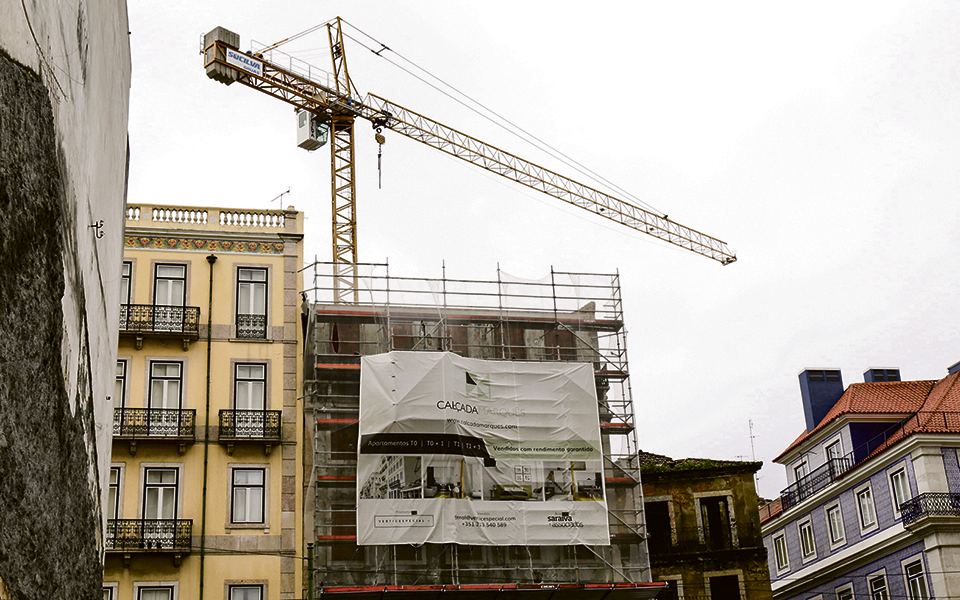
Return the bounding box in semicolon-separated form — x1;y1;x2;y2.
760;363;960;599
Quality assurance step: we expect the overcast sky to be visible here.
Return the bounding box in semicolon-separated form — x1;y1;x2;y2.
126;1;960;498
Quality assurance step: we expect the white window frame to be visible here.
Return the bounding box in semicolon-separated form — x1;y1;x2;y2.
224;580;268;600
902;557;930;600
824;437;843;462
152;263;187;307
133;581;178;600
103;582;119;600
114;358;128;410
855;482;878;533
888;466;910;519
108;464;124;521
121;260;133;305
867;568;889;600
226;464;271;532
773;531;789;573
825;501;845;549
228;585;263;600
794;460;809;483
137;463;183;520
835;583;854;600
797;517;817;561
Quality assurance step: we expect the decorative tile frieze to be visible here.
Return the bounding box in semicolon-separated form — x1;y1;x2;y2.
125;235;284;254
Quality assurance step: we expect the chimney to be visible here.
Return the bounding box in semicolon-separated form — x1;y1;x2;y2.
799;369;844;432
863;368;901;382
949;361;960;376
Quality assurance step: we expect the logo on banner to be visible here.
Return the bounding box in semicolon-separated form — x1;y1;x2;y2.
465;371;490;398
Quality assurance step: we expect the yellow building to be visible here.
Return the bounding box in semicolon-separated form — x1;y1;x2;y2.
104;204;304;600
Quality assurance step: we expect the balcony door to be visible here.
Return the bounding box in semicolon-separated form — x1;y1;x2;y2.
154;264;186;332
143;468;178;520
235;364;266;436
149;362;182;436
237;268;267;338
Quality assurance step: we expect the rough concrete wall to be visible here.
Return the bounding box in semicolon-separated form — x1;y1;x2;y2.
0;0;131;516
0;48;103;600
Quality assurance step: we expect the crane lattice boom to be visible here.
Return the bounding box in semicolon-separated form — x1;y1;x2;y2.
202;21;737;271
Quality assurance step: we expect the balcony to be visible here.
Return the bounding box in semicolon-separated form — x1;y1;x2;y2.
105;518;192;566
901;492;960;527
218;409;282;455
236;313;267;339
119;304;201;350
779;456;853;510
647;525;763;557
113;407;196;455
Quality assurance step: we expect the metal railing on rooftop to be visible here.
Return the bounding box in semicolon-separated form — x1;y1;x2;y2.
780;456;853;510
769;411;960;522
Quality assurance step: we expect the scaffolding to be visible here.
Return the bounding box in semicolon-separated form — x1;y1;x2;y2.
302;261;649;587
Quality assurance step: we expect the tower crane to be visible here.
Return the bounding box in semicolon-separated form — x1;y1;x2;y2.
202;19;736;302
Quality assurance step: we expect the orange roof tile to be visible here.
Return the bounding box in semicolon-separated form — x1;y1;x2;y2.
775;376;951;461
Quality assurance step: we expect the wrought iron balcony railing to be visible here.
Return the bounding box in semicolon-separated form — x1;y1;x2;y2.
236;313;267;339
105;518;192;552
113;407;196;439
780;456;853;510
219;409;282;440
901;492;960;526
647;525;763;556
119;304;201;336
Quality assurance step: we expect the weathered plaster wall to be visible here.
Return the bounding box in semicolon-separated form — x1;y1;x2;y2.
0;0;130;597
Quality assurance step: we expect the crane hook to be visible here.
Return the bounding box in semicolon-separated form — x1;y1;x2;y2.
375;127;386;189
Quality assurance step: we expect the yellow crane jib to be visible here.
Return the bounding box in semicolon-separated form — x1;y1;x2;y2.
201;23;736;268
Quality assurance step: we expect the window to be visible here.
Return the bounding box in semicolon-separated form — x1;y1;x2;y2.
236;268;267;338
825;440;843;462
121;261;132;304
645;500;673;554
890;468;909;514
114;360;126;409
143;468;178;520
229;585;262;600
826;503;844;545
231;468;265;524
794;461;809;482
857;485;877;529
331;423;359;461
905;560;929;600
869;574;889;600
836;585;854;600
658;579;681;600
773;533;789;571
154;264;185;306
708;575;740;599
108;467;121;520
699;495;732;550
798;518;816;559
137;586;174;600
235;364;266;410
149;361;183;435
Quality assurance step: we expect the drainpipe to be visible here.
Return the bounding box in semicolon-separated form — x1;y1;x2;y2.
200;254;217;600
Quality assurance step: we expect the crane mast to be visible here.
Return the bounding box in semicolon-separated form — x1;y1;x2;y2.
202;19;736;301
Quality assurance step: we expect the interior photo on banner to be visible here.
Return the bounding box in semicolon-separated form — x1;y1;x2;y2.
357;351;609;546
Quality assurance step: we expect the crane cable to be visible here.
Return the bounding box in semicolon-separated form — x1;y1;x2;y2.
337;19;669;219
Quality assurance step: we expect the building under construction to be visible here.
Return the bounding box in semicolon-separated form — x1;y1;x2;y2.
302;261;652;593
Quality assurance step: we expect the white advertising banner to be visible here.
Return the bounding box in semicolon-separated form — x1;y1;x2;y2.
357;351;609;546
